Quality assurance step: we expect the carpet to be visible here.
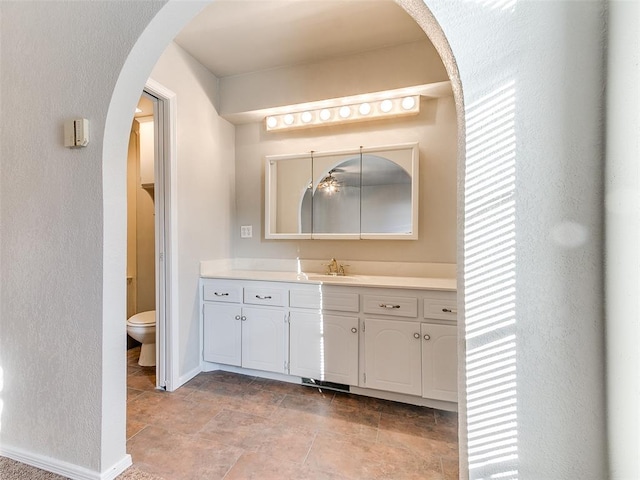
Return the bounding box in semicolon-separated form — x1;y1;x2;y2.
0;456;164;479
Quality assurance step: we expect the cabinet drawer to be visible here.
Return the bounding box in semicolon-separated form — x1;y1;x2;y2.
202;281;242;303
289;289;321;309
290;289;359;312
244;286;287;307
363;294;417;318
423;292;457;321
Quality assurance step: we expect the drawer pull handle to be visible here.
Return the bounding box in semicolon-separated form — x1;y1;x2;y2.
235;315;241;321
241;316;247;321
214;292;229;297
442;308;457;314
256;295;272;300
380;303;401;309
424;334;431;341
351;327;358;333
413;333;420;339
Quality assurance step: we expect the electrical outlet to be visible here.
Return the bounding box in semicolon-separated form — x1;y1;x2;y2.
240;225;253;238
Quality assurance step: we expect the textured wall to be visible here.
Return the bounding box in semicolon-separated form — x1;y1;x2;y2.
0;0;166;473
417;0;607;478
0;0;610;479
606;1;640;478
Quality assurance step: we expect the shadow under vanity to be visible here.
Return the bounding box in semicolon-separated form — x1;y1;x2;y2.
198;265;457;411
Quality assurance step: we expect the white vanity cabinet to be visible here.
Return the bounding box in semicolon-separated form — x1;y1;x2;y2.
288;286;360;384
421;323;457;402
361;290;458;402
363;318;422;395
200;274;457;407
202;280;288;374
362;292;422;395
289;311;359;385
203;303;242;366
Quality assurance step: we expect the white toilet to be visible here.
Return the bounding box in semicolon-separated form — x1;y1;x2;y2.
127;310;156;367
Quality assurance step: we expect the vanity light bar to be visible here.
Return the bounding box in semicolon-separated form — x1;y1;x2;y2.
265;95;420;132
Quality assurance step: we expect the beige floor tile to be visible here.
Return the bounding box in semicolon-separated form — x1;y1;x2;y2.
126;348;459;479
127;391;222;435
197;409;316;464
127;426;243;480
306;431;444;480
223;452;341;480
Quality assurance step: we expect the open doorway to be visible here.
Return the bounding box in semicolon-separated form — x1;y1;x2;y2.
127;86;174;391
106;0;464;476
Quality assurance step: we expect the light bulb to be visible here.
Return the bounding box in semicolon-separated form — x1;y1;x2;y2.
339;106;351;118
266;116;278;129
401;96;416;110
319;109;331;121
284;114;295;125
359;103;372;115
380;99;393;113
301;111;313;123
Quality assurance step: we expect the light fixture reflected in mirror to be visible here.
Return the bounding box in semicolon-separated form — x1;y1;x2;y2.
318;169;340;194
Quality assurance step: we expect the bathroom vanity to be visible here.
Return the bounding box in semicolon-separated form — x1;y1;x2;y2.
199;268;458;411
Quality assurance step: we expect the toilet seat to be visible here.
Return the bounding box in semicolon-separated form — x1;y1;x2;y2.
127;310;155;326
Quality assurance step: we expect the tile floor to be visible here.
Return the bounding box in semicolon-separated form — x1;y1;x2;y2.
127;347;459;480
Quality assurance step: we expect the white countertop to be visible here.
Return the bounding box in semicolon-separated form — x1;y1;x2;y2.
200;269;456;291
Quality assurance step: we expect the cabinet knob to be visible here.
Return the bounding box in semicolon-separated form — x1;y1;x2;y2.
442;308;457;314
424;334;431;341
351;327;358;333
235;315;241;321
241;315;247;321
414;333;420;339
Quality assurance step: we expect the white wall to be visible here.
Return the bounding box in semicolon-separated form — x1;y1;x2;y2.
0;1;615;479
149;42;236;383
422;0;607;478
234;94;458;264
0;1;168;475
605;1;640;478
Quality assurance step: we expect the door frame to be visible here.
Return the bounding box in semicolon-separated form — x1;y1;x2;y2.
144;78;179;391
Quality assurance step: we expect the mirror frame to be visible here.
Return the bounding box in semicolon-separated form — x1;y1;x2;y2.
265;142;419;240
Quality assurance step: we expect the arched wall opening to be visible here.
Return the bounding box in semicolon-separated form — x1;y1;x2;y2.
103;1;482;478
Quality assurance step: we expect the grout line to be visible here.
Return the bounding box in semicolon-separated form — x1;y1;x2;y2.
301;431;318;466
219;449;246;480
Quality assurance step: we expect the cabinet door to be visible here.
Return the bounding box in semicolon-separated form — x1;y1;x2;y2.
363;318;422;396
421;323;457;402
289;311;359;385
203;303;241;366
241;307;286;373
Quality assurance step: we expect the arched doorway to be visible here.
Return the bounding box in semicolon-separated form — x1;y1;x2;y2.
104;0;472;477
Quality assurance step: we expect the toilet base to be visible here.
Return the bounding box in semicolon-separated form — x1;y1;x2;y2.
138;342;156;367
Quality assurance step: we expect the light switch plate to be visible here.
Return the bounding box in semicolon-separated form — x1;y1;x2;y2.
240;225;253;238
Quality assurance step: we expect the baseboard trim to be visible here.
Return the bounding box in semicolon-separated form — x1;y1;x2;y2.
0;445;132;480
173;364;202;391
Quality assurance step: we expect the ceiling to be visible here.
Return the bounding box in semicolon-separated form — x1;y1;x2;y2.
173;0;428;79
